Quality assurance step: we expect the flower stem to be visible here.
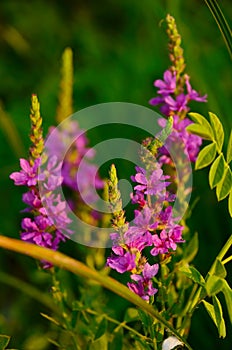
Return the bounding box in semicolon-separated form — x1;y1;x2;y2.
0;234;193;350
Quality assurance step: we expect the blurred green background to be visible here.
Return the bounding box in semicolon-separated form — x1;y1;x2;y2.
0;0;231;349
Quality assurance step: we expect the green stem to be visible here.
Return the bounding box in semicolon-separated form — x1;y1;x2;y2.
0;235;193;350
207;234;232;278
222;255;232;265
182;234;232;316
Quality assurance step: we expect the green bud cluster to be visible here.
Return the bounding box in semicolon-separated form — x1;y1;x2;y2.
29;94;44;164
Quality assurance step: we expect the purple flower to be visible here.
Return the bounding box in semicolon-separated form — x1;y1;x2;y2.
21;216;53;247
154;70;176;95
10;158;40;187
22;190;41;209
106;251;136;274
150;231;169;256
185;75;207;102
133;166;170;197
124;206;157;243
164;94;188;113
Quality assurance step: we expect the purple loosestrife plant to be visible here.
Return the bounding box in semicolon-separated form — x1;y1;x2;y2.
106;156;184;302
46;120;104;226
149;15;207;166
10;95;72;267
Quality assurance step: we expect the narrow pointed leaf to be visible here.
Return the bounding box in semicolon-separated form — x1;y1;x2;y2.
209;154;225;188
208;112;224;152
202;300;217;328
227;129;232;164
213;295;226;338
40;313;61;326
0;335;10;350
216;166;232;201
195;142;217;170
222;280;232;324
186;124;213;140
178;265;205;286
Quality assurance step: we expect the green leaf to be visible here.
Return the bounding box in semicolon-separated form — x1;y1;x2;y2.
208;112;224;153
188;112;213;135
186;124;213;140
216;166;232;201
212;295;226;338
202;300;217;328
209;154;225;188
94;318;108;341
40;313;60;326
0;335;10;350
179;265;205;286
90;333;108;350
226;129;232;164
210;259;227;279
183;232;199;263
206;275;224;296
124;307;140;323
195;142;217;170
222;280;232;324
229;189;232;217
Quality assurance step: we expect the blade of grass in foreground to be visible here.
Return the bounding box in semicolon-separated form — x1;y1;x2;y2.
0;235;193;350
204;0;232;59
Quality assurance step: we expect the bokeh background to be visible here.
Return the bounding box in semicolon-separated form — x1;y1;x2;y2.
0;0;231;349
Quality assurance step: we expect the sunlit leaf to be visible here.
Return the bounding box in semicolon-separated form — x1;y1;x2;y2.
227;129;232;164
206;275;224;296
208;112;224;153
210;258;227;279
216;166;232;201
188;112;213;135
91;333;108;350
202;300;217;327
179;265;205;286
209;154;225;188
213;295;226;338
195;142;217;170
222;280;232;324
0;335;10;350
186;124;213;140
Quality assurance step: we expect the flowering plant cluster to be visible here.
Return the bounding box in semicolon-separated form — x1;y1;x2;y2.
107;155;186;301
1;11;231;350
9;95;103;266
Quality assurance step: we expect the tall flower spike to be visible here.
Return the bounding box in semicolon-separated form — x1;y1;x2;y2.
56;47;74;123
108;164;128;235
166;14;185;89
29;94;44;164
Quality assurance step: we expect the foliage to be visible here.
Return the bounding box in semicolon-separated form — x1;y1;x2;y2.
0;1;232;350
187;112;232;216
